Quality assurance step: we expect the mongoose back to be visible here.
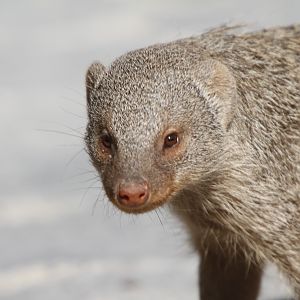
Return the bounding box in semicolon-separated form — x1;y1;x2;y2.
85;25;300;299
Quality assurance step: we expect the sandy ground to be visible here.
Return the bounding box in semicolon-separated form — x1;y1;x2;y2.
0;0;299;299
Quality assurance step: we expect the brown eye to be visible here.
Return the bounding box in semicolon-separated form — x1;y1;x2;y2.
164;132;179;149
100;133;112;149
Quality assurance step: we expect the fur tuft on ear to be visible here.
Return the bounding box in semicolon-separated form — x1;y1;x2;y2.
85;62;106;106
192;60;237;130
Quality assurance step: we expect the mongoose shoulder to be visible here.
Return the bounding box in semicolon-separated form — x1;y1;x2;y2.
85;25;300;299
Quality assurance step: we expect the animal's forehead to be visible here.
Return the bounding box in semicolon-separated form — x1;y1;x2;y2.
97;65;184;115
91;45;201;137
102;83;168;138
95;42;197;105
102;44;191;91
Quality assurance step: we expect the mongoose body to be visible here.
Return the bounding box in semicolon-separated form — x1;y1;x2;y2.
85;25;300;299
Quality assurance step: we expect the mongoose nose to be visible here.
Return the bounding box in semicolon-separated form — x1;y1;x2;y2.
117;181;149;207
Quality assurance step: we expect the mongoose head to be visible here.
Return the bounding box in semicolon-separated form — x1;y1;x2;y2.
85;43;237;214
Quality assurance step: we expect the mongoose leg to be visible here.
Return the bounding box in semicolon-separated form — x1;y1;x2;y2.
199;250;262;300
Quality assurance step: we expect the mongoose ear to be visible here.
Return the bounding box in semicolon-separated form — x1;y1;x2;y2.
192;60;237;130
85;62;106;106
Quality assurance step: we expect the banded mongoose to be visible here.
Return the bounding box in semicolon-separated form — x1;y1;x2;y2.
85;25;300;299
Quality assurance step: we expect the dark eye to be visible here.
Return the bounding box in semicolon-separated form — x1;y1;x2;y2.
100;133;112;149
163;132;179;149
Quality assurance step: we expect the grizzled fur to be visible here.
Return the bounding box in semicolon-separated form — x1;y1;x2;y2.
85;25;300;299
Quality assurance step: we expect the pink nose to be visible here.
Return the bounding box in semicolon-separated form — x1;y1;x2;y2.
117;181;149;207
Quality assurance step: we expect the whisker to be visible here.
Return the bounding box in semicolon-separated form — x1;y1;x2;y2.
86;177;99;184
60;106;86;120
61;124;85;136
118;206;125;228
92;191;101;216
63;186;100;193
64;148;85;169
65;170;97;180
70;176;99;185
57;144;83;147
158;207;167;224
63;98;85;107
147;212;155;223
65;86;85;98
130;214;137;225
80;181;99;206
155;209;164;229
111;205;119;217
36;128;83;139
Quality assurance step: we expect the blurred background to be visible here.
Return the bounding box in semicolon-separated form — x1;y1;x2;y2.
0;0;299;299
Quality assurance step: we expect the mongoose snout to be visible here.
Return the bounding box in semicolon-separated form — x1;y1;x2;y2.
85;25;300;299
117;180;150;208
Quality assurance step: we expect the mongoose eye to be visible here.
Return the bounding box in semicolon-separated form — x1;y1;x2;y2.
100;133;112;150
163;132;179;149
